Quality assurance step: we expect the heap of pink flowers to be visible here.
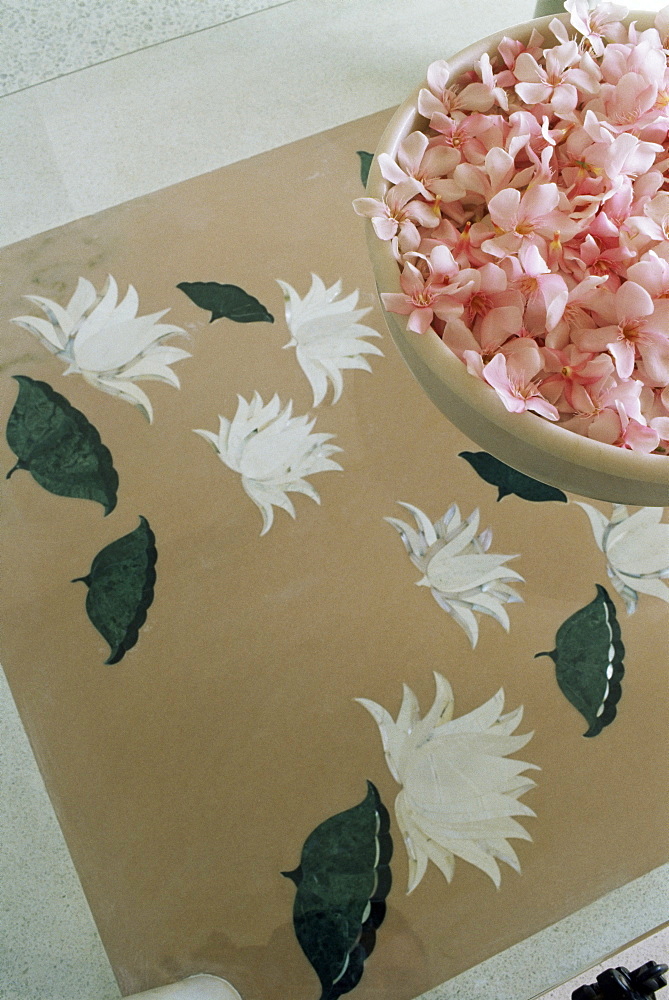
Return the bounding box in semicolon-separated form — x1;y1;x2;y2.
354;1;669;453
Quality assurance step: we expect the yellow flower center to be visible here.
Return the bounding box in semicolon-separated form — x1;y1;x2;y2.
518;275;539;295
620;321;641;342
469;293;492;317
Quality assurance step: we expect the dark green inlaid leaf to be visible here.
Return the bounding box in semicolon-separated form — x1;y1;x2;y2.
73;516;157;664
177;281;274;324
6;376;118;515
282;781;392;1000
356;151;373;187
535;585;624;737
459;451;568;503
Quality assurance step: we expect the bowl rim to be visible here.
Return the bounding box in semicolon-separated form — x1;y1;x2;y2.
365;11;669;504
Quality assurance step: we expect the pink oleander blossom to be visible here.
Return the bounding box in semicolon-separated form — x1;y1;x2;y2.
574;281;669;384
429;112;501;164
560;1;629;56
541;343;614;411
483;182;583;258
353;180;439;257
377;132;465;204
381;247;471;334
442;302;524;363
515;243;569;330
627;192;669;243
514;41;600;115
561;375;648;445
358;2;669;453
418;56;508;118
476;343;560;420
626;249;669;297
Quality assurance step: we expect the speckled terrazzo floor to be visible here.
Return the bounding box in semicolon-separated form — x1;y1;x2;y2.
535;925;669;999
1;1;667;998
0;0;296;96
0;670;119;1000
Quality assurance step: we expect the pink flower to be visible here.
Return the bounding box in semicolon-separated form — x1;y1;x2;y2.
497;30;545;82
615;404;660;452
419;217;494;269
626;249;669;297
442;297;524;363
563;233;634;289
482;183;577;257
627;192;669;243
513;42;599;116
439;262;524;361
381;248;469;334
599;35;667;91
353;180;438;255
561;375;648;446
429;112;500;164
562;0;629;56
453;146;534;204
515;243;569;331
581;111;663;181
541;343;614;411
588;72;659;133
544;273;608;347
377;131;465;204
642;385;669;446
573;280;669;384
656;7;669;49
418;57;507;118
477;52;510;113
477;343;560;420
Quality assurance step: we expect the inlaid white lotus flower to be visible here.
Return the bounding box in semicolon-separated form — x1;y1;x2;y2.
194;392;343;535
386;502;524;647
276;274;383;406
576;503;669;614
12;275;190;422
356;673;538;893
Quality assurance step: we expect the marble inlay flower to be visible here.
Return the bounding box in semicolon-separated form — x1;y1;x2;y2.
356;672;538;892
12;275;190;422
386;502;524;647
576;502;669;613
277;274;383;406
194;392;342;535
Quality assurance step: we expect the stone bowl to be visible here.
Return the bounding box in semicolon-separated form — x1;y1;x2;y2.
365;12;669;506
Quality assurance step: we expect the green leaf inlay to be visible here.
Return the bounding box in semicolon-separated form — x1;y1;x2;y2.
6;375;118;515
356;151;373;188
73;516;157;664
177;282;274;324
282;781;392;1000
459;451;568;503
535;584;625;737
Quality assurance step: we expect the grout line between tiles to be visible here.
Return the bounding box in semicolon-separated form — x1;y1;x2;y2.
0;0;300;100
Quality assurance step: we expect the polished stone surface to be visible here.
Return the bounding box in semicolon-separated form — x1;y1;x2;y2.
1;2;667;997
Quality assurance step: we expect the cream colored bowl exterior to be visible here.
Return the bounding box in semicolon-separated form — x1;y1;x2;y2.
366;12;669;507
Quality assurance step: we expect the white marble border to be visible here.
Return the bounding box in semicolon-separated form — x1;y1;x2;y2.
419;866;669;1000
